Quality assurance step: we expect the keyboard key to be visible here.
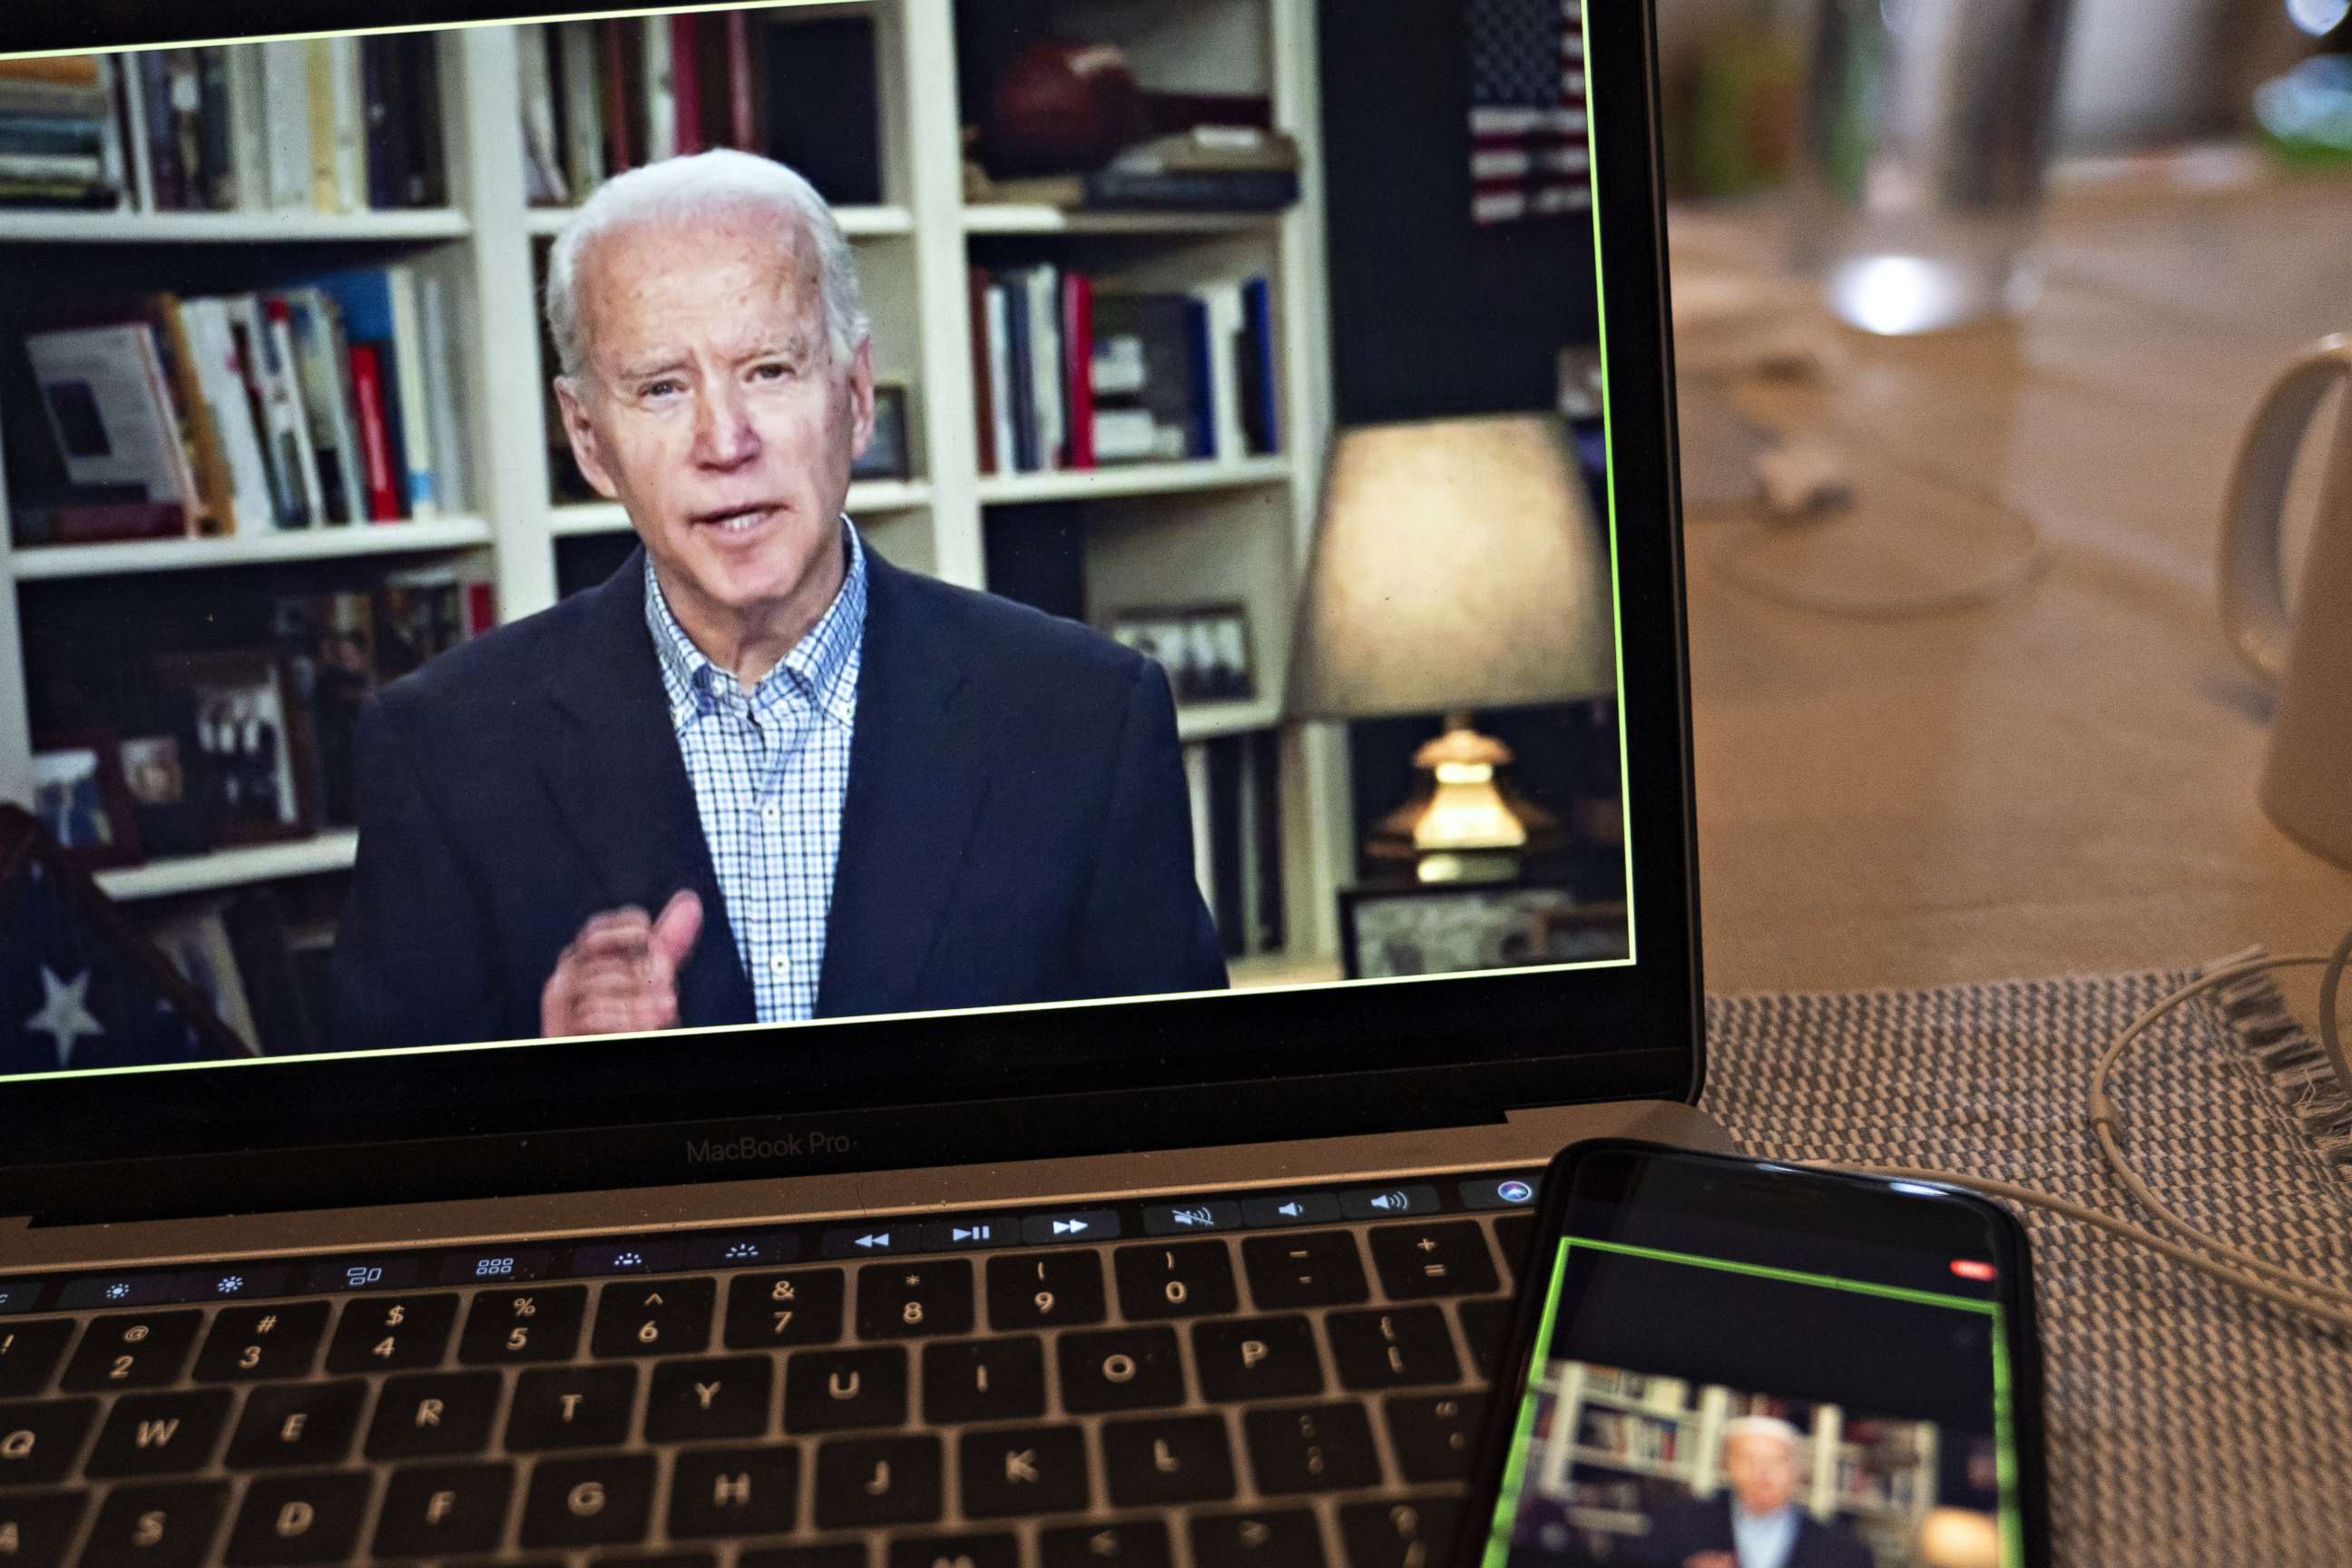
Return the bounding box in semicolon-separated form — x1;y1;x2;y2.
887;1534;1017;1568
602;1555;719;1568
366;1370;503;1460
77;1480;229;1568
1040;1517;1173;1568
373;1461;514;1559
811;1435;942;1529
0;1398;96;1485
1338;1186;1441;1221
592;1278;715;1358
1493;1214;1535;1277
506;1365;639;1450
856;1259;975;1340
645;1355;773;1442
1112;1242;1238;1320
1339;1495;1463;1568
985;1251;1105;1331
0;1490;83;1568
1243;1401;1383;1494
1100;1414;1237;1506
0;1321;74;1397
193;1302;329;1383
1055;1328;1185;1414
724;1269;846;1349
956;1423;1088;1517
1385;1393;1485;1483
921;1337;1045;1425
460;1286;587;1365
1142;1200;1242;1235
225;1381;368;1471
784;1347;907;1432
1241;1233;1369;1309
1190;1508;1327;1567
740;1546;868;1568
85;1390;233;1477
667;1443;799;1538
1455;1298;1512;1380
1328;1306;1461;1390
221;1469;371;1565
518;1452;656;1549
325;1294;458;1374
59;1310;201;1390
1193;1316;1324;1402
1367;1222;1497;1299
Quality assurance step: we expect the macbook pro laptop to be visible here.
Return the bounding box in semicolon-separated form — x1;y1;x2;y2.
0;2;1720;1563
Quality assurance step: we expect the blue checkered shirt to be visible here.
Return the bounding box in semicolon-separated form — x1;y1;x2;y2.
645;522;866;1023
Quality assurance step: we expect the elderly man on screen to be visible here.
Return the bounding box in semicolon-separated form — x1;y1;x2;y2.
331;150;1225;1054
1643;1416;1875;1568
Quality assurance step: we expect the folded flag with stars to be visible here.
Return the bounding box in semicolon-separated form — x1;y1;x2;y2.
2;806;250;1076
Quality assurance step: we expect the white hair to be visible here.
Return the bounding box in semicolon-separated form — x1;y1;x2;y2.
1723;1416;1804;1453
544;148;870;384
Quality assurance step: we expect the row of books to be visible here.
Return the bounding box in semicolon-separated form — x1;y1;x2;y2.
519;14;766;205
970;266;1280;475
1185;730;1285;961
1575;1409;1689;1469
0;42;445;215
1577;1367;1695;1413
970;126;1303;214
20;268;468;544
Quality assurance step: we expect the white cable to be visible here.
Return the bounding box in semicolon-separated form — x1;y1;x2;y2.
1805;937;2352;1336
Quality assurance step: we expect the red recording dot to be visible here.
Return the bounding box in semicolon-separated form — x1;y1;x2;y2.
1949;1259;1996;1282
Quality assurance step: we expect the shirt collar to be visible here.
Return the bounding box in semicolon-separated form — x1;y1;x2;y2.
645;517;867;731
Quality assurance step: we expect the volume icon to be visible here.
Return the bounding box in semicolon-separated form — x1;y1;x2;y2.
1170;1207;1217;1228
1367;1191;1409;1212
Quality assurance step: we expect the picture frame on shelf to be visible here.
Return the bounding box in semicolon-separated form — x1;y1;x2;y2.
152;650;318;848
1338;881;1628;980
853;383;914;481
30;729;142;870
118;733;209;859
1109;603;1255;705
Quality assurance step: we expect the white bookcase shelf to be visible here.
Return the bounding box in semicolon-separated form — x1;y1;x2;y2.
1;0;1348;961
7;518;496;581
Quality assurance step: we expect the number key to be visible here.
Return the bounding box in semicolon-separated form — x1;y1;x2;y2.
1367;1222;1497;1299
0;1320;74;1397
325;1295;459;1374
59;1310;202;1390
193;1301;329;1382
723;1269;845;1349
985;1251;1104;1330
856;1259;973;1339
1112;1242;1237;1320
1241;1232;1368;1309
591;1278;715;1358
456;1285;586;1365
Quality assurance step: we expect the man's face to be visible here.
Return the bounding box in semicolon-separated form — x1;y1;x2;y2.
1722;1431;1800;1515
557;208;875;632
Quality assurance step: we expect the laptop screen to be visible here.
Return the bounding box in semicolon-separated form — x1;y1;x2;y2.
0;1;1693;1181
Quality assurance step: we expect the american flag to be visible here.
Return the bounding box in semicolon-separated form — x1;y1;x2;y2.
1469;0;1592;226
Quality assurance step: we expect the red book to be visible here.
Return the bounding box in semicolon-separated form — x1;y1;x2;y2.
603;19;633;172
968;267;996;475
1062;271;1095;469
670;15;703;155
727;11;755;150
348;342;400;522
465;581;496;638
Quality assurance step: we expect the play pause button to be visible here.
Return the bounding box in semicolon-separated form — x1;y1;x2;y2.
924;1218;1018;1250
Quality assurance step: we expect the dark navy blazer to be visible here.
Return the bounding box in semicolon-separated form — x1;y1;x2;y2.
329;546;1226;1053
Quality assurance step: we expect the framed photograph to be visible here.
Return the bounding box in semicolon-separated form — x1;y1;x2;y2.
153;649;318;847
853;384;914;481
29;728;141;869
118;733;208;858
1109;603;1255;705
1339;881;1629;980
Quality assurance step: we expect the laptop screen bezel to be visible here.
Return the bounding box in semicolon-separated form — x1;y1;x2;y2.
0;0;1698;1223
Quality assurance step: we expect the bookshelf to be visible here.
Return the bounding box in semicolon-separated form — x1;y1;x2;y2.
0;0;1349;990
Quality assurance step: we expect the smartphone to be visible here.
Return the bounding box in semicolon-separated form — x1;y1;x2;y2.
1457;1140;2046;1568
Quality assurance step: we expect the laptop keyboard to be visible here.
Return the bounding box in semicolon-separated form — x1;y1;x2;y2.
0;1172;1540;1567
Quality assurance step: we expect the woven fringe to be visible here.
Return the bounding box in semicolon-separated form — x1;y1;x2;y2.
2213;958;2352;1177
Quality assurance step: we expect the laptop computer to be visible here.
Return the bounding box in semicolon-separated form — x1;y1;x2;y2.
0;1;1720;1563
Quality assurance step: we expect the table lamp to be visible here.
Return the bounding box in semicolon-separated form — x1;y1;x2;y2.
1287;413;1616;883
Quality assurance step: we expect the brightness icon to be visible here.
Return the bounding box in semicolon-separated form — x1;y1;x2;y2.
612;1251;644;1269
105;1283;129;1300
217;1276;245;1294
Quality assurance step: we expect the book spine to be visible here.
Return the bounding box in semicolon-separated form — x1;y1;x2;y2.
281;292;356;524
642;16;676;162
669;15;701;155
984;284;1015;480
362;36;397;211
1181;296;1213;459
407;35;446;207
727;10;754;150
516;25;566;204
331;35;367;212
1063;271;1094;469
195;47;232;207
347;343;400;522
967;268;996;477
114;52;152;211
227;298;297;527
306;40;338;211
1200;282;1246;463
385;266;437;518
260;43;309;210
140;52;181;208
166;51;203;209
1242;275;1279;455
1183;741;1214;913
224;45;267;212
0;152;102;181
416;273;467;514
1004;277;1035;474
187;299;276;533
132;326;202;516
264;299;326;527
152;296;230;534
0;113;106;156
1024;266;1062;471
602;20;632;173
558;23;605;196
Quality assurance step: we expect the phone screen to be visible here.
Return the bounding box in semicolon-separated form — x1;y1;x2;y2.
1469;1144;2040;1568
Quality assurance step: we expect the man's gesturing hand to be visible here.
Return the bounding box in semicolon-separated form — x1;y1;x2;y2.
540;890;704;1036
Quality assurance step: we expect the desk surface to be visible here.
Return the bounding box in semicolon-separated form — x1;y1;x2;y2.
1681;170;2352;995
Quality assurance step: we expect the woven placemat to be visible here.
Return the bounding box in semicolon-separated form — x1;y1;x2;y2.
1700;959;2352;1567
